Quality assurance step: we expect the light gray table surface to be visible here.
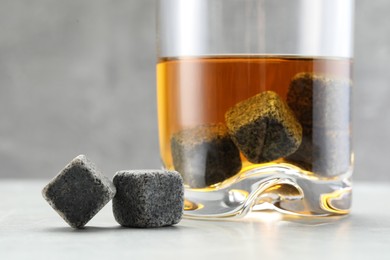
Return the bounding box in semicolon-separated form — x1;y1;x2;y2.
0;180;389;259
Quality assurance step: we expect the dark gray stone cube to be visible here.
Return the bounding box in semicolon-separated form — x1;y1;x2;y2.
42;155;116;228
286;72;351;130
225;91;302;163
113;170;184;228
171;123;242;188
286;73;352;176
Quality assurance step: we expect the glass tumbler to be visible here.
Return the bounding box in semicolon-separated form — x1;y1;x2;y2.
157;0;354;219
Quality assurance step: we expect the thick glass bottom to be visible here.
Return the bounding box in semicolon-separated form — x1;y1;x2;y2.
183;163;352;219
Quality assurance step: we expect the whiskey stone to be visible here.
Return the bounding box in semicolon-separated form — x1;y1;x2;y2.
225;91;302;164
112;170;184;228
286;72;351;130
286;73;352;176
42;155;116;228
171;124;242;188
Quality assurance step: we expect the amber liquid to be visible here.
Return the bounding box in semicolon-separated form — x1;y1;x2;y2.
157;55;352;180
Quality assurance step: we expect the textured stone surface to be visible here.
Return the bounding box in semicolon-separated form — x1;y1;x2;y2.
311;129;351;176
112;170;184;228
286;73;352;176
286;129;351;176
42;155;116;228
286;72;351;130
171;124;242;188
225;91;302;164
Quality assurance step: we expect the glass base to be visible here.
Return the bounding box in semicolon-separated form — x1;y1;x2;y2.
183;163;352;220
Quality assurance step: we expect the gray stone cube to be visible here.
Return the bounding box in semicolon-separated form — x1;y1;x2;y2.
42;155;116;228
112;170;184;228
286;72;351;130
171;123;242;188
286;73;352;176
225;91;302;163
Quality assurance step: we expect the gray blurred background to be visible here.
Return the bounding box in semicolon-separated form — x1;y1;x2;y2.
0;0;388;181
